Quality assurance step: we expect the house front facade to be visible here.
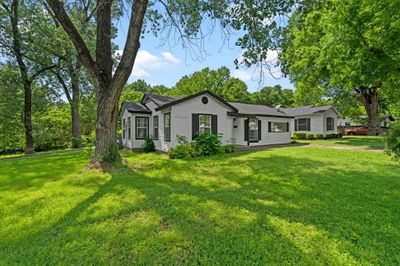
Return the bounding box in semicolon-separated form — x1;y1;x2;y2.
282;106;339;136
120;90;294;152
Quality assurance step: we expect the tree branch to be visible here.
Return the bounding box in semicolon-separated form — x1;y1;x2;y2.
46;0;96;78
111;0;148;93
53;69;72;104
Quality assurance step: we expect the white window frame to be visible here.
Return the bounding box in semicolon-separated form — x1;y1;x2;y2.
270;122;289;133
127;117;131;140
199;114;212;134
153;116;159;140
135;117;149;140
298;118;309;131
122;118;126;139
248;118;258;141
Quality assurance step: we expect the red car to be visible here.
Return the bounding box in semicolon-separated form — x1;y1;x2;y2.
345;127;369;135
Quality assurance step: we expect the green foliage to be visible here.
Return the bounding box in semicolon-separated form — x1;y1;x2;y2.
292;132;307;140
102;139;119;164
168;136;198;159
142;138;156;153
385;122;400;161
193;133;222;156
252;85;294;107
315;134;324;140
170;67;252;103
33;105;71;151
306;134;315;140
222;144;235;153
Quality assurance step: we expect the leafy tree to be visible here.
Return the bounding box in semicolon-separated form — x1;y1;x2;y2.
0;0;59;152
45;0;298;164
252;85;294;107
281;0;400;135
171;67;251;102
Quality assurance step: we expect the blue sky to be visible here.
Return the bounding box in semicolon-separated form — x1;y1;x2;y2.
114;15;294;93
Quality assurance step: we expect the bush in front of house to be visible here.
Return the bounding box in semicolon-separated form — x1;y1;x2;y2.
292;132;307;140
142;138;156;153
169;133;235;159
306;134;316;140
385;122;400;161
193;132;222;156
315;134;324;140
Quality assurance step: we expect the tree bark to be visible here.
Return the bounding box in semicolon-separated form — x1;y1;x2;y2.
71;77;82;147
358;86;381;136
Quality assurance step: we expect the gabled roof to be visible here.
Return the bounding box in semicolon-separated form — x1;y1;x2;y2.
141;93;178;106
154;90;239;112
228;102;294;118
282;105;339;116
120;101;151;115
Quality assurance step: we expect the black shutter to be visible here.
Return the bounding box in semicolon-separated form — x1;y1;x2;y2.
268;122;272;132
286;122;289;132
244;119;249;141
295;119;298;131
192;114;199;140
211;115;218;134
306;118;311;131
258;119;261;140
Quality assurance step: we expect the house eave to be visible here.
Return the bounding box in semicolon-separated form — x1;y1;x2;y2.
227;112;294;119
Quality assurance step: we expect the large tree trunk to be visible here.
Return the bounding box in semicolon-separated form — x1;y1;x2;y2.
359;86;380;136
71;79;81;147
23;83;34;153
93;86;120;159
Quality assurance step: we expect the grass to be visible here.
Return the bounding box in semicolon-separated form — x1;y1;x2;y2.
299;136;385;149
0;146;399;265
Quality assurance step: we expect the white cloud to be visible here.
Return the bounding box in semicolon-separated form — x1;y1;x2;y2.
161;52;181;64
232;69;254;81
130;50;181;78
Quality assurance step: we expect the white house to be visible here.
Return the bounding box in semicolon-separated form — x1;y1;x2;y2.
120;90;294;152
281;106;339;136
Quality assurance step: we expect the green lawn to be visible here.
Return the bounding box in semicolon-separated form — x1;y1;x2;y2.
299;136;385;149
0;147;399;265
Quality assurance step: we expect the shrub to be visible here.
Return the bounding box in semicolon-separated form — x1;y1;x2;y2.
306;134;315;140
292;132;307;140
168;136;198;159
222;144;235;153
142;138;156;153
315;134;324;140
193;133;222;156
102;139;119;164
385;122;400;161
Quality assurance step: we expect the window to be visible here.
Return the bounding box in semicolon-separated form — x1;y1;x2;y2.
164;113;171;141
296;118;310;131
135;117;149;139
127;117;131;140
199;114;212;133
269;122;289;133
153;116;159;140
327;117;335;131
249;118;258;141
201;96;208;104
122;118;126;139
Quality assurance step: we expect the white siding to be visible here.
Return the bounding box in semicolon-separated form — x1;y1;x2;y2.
233;116;291;146
293;113;324;135
170;93;234;148
322;109;338;134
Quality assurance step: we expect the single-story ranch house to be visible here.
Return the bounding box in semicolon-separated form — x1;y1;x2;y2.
282;106;339;136
120;90;294;151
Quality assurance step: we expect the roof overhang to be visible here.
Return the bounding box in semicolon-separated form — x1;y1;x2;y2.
127;110;152;114
155;90;238;112
227;112;294;119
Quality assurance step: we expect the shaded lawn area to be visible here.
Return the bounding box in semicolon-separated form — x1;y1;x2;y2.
0;147;399;265
299;136;385;149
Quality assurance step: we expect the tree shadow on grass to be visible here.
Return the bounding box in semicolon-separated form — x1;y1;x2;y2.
1;149;399;265
331;137;385;149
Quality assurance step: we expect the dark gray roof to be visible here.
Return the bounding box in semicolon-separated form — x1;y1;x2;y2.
143;93;178;106
120;102;151;114
228;102;293;118
282;106;336;116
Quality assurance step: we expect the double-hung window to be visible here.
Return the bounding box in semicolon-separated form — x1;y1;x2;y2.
269;122;289;133
164;113;171;141
296;118;310;131
153;116;159;140
199;114;212;134
327;117;335;131
248;118;258;141
135;117;149;139
122;118;126;139
127;117;131;140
